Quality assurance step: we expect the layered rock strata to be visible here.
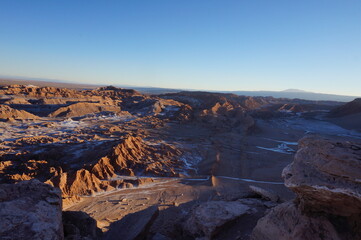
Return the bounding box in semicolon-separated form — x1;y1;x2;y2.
283;136;361;216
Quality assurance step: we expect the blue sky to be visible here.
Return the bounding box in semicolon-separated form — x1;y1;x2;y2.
0;1;360;96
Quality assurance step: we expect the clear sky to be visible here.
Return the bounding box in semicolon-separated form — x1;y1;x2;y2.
0;1;360;96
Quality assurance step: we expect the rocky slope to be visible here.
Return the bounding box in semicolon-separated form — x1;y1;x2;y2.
48;102;123;118
328;98;361;131
329;98;361;117
0;104;39;120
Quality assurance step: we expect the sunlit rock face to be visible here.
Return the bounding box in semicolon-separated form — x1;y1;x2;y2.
0;179;63;240
46;135;183;207
48;102;123;118
0;104;39;120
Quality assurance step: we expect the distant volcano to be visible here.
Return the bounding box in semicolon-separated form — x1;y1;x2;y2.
281;89;308;93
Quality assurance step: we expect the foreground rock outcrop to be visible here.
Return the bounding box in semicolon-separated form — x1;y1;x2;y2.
0;179;63;240
251;201;343;240
252;136;361;240
183;201;252;239
283;136;361;216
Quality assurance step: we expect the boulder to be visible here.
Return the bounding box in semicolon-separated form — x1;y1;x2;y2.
249;185;280;203
0;179;63;240
282;136;361;216
251;202;345;240
183;200;252;239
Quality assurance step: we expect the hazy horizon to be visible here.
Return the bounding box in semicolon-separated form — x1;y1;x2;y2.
1;1;360;96
2;75;361;100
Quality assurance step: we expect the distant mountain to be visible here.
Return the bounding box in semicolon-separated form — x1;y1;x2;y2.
121;88;358;102
0;77;359;102
221;90;358;102
126;87;358;102
281;89;308;93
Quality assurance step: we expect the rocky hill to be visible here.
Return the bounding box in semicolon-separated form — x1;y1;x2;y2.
329;98;361;117
0;104;39;120
328;98;361;131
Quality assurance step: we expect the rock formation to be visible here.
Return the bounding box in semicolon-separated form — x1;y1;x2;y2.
0;179;63;240
283;136;361;216
46;135;183;206
252;136;361;240
48;102;123;118
0;104;39;120
91;135;183;178
251;202;343;240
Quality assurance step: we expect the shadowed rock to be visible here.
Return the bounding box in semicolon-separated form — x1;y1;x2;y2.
251;202;342;240
329;98;361;117
63;211;102;240
183;200;252;239
104;206;159;240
